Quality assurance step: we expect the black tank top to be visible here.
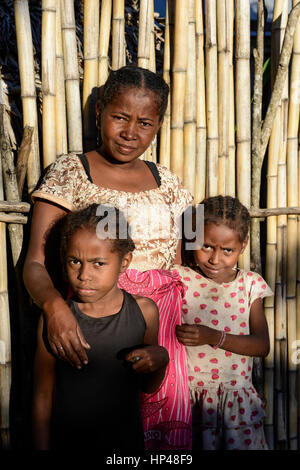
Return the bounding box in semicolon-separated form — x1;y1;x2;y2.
50;290;146;450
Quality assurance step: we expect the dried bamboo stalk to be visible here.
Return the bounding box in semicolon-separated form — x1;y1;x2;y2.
83;0;100;152
98;0;112;87
194;0;206;202
55;0;67;157
138;0;153;69
235;0;251;271
0;202;30;213
287;0;300;449
149;1;157;163
42;0;56;167
275;219;288;448
183;0;196;195
61;0;83;154
138;0;156;162
251;0;264;274
276;0;289;448
14;0;41;193
0;104;11;450
204;0;218;196
170;0;188;179
16;125;33;198
159;0;171;169
217;0;230;196
226;0;235;197
250;206;300;217
112;0;125;70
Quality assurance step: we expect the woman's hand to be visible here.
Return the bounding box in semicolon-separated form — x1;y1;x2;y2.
175;323;218;347
44;297;90;369
126;345;169;374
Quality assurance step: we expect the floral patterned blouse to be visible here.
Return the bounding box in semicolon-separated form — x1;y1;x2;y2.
32;153;193;271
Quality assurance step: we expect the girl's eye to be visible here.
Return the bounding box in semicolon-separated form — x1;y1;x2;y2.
113;115;126;121
223;248;233;254
69;259;80;266
94;261;104;267
202;245;212;251
140;121;152;127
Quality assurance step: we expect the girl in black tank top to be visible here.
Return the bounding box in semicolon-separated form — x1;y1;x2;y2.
32;204;169;450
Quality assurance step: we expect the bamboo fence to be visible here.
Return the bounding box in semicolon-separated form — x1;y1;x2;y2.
1;0;300;450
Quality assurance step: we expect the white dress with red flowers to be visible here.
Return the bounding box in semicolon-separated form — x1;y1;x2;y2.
173;265;273;450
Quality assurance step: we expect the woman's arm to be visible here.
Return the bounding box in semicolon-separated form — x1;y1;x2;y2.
23;200;90;368
126;297;169;393
175;298;270;357
32;315;56;449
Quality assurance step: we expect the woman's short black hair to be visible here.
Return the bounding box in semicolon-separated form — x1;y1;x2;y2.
98;65;169;122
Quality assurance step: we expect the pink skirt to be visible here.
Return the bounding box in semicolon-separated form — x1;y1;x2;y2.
118;268;192;450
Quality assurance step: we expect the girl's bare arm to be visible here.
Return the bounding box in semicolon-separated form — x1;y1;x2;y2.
23;200;90;368
126;297;169;393
32;316;56;449
175;298;270;357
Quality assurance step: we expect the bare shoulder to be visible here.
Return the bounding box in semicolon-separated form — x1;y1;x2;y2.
133;294;158;312
132;295;159;323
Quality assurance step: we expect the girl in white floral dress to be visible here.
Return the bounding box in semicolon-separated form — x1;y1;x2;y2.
174;196;272;450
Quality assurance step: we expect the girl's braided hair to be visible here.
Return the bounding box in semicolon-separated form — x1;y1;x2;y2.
98;65;169;123
181;195;250;267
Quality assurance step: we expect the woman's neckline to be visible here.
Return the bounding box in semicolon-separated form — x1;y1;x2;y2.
77;153;163;195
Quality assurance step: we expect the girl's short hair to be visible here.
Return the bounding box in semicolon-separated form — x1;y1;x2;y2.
98;65;169;122
60;203;135;274
181;195;250;267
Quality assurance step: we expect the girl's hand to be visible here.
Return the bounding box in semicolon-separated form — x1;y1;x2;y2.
175;324;217;347
125;345;169;374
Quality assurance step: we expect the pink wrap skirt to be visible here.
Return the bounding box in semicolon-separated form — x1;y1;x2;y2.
118;268;192;450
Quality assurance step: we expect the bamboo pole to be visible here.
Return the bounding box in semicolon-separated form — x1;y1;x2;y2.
183;0;196;195
16;125;33;198
83;0;99;152
251;0;265;275
0;96;11;451
138;0;156;162
1;111;23;266
170;0;188;180
204;0;218;196
194;0;206;202
287;0;300;449
235;0;251;271
14;0;41;193
55;0;67;157
138;0;153;69
98;0;112;87
159;0;171;169
112;0;126;70
0;202;30;213
217;0;230;196
42;0;56;166
226;0;235;197
61;0;83;154
297;121;300;447
275;0;289;449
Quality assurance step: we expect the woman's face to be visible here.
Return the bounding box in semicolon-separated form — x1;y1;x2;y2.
98;87;161;163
